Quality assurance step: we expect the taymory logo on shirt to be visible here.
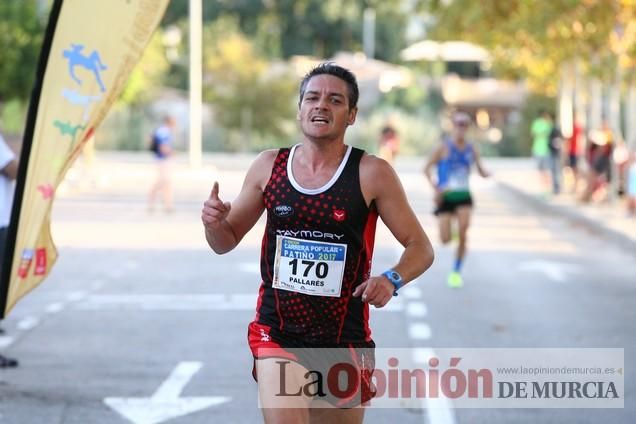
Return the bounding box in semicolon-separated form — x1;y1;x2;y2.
274;205;295;217
332;209;346;222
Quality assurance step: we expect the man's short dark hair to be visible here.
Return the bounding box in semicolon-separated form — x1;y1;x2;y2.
382;125;396;135
299;63;359;110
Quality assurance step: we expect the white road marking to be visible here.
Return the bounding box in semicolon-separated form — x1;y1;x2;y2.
75;293;404;312
104;361;231;424
45;303;65;314
67;291;87;302
412;348;457;424
411;347;434;364
76;294;254;311
389;247;454;422
17;316;40;331
408;323;432;340
518;259;581;283
406;302;428;318
238;263;261;274
377;300;404;312
0;336;14;349
402;286;423;299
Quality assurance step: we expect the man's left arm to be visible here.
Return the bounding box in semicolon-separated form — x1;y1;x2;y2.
473;144;490;178
353;156;434;307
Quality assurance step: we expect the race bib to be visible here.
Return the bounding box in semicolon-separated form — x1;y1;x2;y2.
272;236;347;297
448;168;469;190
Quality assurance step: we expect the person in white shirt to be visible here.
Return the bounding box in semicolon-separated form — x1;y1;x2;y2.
0;133;19;368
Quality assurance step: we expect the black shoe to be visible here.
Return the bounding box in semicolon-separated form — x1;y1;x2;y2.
0;354;18;368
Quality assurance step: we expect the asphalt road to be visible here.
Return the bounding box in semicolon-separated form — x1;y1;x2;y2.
0;155;633;423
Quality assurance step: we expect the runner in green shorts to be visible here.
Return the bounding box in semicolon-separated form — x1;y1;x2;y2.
424;112;490;288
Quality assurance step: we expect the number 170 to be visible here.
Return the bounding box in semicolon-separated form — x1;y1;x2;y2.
289;258;328;279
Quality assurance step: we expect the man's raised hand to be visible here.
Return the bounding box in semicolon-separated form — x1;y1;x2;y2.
201;182;231;230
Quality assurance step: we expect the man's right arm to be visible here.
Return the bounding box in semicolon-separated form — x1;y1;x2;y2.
0;139;18;180
201;150;276;254
423;144;443;190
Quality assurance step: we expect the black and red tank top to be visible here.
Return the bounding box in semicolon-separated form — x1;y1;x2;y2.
254;144;378;345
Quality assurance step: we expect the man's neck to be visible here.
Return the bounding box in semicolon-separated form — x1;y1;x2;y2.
453;135;466;146
296;140;347;172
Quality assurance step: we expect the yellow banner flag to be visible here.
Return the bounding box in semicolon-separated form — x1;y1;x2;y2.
0;0;170;317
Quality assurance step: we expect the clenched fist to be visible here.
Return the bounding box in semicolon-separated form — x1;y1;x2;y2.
352;275;395;308
201;182;231;230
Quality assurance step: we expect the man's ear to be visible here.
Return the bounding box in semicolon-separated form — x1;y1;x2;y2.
347;107;358;125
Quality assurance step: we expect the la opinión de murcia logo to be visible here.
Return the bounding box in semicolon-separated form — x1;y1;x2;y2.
260;353;622;407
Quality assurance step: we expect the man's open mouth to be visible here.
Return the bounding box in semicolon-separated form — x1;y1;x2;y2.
311;116;329;124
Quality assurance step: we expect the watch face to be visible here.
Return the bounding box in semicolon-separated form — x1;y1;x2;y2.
390;272;400;281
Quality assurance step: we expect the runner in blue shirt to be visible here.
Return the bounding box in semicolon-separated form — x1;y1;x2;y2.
424;112;490;288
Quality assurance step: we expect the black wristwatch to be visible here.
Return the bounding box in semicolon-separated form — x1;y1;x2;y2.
382;269;404;296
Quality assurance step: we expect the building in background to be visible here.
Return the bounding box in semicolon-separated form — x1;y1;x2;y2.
401;39;527;145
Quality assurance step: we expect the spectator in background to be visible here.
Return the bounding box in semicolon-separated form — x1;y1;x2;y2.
547;113;563;195
378;124;400;165
0;132;19;368
581;120;614;203
627;150;636;217
147;116;176;213
531;110;552;194
566;118;584;194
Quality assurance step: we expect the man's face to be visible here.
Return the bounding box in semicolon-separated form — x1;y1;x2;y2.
452;119;469;137
297;74;357;141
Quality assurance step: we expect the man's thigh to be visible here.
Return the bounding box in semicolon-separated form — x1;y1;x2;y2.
256;354;369;423
309;406;364;424
257;356;314;424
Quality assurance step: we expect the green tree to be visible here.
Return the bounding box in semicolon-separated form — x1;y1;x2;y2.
119;32;171;105
202;17;297;151
424;0;633;94
108;31;171;150
163;0;267;30
0;0;44;102
161;0;413;62
263;0;409;61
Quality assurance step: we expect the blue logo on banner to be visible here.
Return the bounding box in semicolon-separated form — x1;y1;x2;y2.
62;44;108;92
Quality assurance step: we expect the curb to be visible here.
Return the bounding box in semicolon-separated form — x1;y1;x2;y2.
497;181;636;254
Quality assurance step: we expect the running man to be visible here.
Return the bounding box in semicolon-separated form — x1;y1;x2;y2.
202;63;434;422
424;112;489;288
147;115;176;213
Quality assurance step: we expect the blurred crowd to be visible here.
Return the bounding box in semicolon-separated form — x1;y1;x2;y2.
531;111;636;216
